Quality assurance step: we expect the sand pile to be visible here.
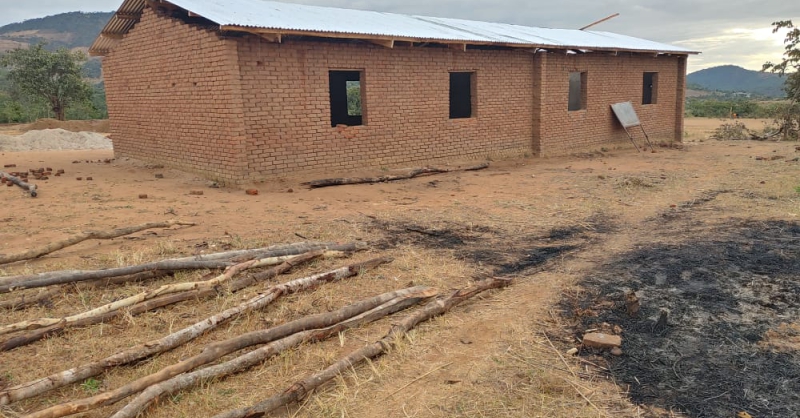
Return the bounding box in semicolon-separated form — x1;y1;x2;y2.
0;129;112;151
22;118;111;133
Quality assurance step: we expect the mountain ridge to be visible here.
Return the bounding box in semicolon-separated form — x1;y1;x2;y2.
0;11;113;52
687;65;787;98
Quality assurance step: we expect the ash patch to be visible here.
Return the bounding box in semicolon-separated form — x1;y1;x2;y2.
566;219;800;417
369;214;616;276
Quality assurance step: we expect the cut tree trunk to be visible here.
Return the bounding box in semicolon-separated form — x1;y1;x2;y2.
41;287;436;418
0;242;364;293
0;256;390;405
0;251;329;351
0;171;37;197
301;163;489;189
212;277;512;418
110;287;437;418
0;220;195;266
0;259;232;294
0;252;347;337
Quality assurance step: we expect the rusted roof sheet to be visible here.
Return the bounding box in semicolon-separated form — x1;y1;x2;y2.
90;0;699;55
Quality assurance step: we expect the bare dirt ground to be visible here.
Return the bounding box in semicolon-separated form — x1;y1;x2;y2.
1;118;799;418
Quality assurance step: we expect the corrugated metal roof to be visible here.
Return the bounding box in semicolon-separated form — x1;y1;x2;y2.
90;0;699;55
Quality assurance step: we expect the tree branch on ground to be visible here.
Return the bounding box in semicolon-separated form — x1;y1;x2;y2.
46;287;436;418
0;256;390;405
301;163;489;188
0;220;196;266
212;277;512;418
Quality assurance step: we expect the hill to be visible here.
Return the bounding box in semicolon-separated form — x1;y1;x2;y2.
687;65;787;98
0;11;113;52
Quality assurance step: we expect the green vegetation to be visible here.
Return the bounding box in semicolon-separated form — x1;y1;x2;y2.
80;377;102;393
346;81;361;116
762;20;799;140
685;97;790;118
0;42;104;122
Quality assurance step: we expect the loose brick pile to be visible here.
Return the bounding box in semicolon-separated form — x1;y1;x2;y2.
104;8;686;183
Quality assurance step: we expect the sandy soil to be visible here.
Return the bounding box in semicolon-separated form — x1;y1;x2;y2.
0;118;798;418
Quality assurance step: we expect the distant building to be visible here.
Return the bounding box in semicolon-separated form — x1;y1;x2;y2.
92;0;698;183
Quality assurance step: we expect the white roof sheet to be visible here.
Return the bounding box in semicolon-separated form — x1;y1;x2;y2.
92;0;698;55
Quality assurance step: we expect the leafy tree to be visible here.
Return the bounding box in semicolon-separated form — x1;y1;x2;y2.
762;20;800;139
0;42;91;120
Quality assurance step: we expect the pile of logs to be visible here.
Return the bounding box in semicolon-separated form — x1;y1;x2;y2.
0;221;512;417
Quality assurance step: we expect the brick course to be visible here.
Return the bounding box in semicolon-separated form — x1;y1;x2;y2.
103;9;687;182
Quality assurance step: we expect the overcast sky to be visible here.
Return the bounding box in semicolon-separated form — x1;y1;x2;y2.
0;0;796;73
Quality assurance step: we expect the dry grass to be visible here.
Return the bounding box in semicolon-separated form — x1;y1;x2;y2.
1;121;799;417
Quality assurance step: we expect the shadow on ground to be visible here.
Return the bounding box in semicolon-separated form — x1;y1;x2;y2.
566;219;800;417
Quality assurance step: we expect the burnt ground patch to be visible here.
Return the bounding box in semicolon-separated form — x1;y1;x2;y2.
566;219;800;417
368;213;616;276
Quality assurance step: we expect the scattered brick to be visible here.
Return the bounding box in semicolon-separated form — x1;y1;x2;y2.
189;190;204;195
139;194;148;199
582;332;622;349
245;189;259;195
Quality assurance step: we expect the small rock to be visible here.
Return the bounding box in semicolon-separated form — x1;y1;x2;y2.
610;347;623;356
625;290;640;317
582;332;622;349
459;337;473;345
138;194;148;199
245;189;259;195
287;188;293;193
566;347;579;356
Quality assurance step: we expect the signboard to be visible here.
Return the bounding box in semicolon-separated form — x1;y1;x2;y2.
610;102;641;128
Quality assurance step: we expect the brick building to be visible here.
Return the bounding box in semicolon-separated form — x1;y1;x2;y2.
91;0;698;183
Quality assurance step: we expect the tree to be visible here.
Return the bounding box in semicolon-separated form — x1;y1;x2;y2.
762;20;800;139
0;42;91;121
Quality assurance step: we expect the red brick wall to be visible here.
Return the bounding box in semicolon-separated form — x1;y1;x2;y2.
533;52;684;156
102;9;687;182
236;38;535;179
104;9;249;182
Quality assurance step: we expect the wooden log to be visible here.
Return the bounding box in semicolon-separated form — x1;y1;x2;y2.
0;220;195;266
0;252;345;336
0;260;231;294
0;251;327;351
43;286;436;418
0;242;364;293
301;163;489;189
0;256;390;405
212;277;512;418
110;287;437;418
0;171;37;197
